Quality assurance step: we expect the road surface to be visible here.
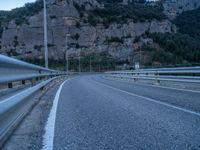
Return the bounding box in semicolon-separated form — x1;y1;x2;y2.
51;75;200;150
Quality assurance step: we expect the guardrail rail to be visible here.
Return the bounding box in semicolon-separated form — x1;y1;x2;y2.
106;66;200;84
0;55;66;147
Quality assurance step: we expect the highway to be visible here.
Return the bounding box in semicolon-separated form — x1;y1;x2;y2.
47;75;200;150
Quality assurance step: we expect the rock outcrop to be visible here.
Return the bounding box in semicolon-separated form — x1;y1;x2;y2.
0;0;199;62
163;0;200;19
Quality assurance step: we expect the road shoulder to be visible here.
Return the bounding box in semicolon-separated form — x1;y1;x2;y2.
2;77;67;150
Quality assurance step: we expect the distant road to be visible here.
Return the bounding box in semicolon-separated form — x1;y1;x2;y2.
51;75;200;150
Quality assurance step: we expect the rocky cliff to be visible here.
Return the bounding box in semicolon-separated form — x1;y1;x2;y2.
163;0;200;19
0;0;199;64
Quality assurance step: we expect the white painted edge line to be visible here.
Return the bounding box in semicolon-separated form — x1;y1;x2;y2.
95;80;200;117
42;79;70;150
103;75;200;94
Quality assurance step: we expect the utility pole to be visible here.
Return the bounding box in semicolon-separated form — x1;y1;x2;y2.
99;64;100;72
66;34;70;73
79;50;81;73
66;50;68;73
139;46;141;66
43;0;48;68
89;56;92;72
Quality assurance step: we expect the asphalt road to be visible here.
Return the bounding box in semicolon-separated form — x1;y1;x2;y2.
53;75;200;150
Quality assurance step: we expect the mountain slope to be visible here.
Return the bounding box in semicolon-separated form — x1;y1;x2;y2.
139;7;200;67
0;0;199;69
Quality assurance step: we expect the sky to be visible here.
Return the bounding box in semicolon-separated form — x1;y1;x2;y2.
0;0;36;11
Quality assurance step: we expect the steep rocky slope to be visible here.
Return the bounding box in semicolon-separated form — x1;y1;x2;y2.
0;0;199;68
163;0;200;19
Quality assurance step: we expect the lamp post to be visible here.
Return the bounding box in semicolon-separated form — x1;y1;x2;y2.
66;34;71;73
79;50;81;73
89;56;92;72
43;0;48;68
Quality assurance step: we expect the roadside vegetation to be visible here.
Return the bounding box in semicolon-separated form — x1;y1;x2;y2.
138;8;200;67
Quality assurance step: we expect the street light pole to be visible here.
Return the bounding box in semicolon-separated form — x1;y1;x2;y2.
43;0;48;68
66;34;70;73
79;51;81;73
66;50;69;73
90;56;92;72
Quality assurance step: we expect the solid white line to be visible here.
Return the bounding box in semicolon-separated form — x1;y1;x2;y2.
104;76;200;94
95;80;200;117
42;79;70;150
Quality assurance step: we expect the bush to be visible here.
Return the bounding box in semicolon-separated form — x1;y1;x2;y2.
106;37;124;43
73;2;85;18
13;36;19;47
72;33;80;41
96;0;123;3
76;22;81;28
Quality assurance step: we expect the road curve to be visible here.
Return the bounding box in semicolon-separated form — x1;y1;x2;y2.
53;75;200;150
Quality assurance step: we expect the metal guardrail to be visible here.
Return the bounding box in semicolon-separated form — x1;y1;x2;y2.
0;78;55;145
0;55;66;147
0;54;65;85
107;66;200;74
106;67;200;84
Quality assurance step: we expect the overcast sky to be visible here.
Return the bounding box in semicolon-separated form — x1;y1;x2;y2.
0;0;36;11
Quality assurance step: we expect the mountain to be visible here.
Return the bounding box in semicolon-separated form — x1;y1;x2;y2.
0;0;200;69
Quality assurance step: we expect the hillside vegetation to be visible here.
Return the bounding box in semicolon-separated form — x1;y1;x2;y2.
144;8;200;66
73;0;166;26
173;8;200;38
87;3;165;26
0;0;42;26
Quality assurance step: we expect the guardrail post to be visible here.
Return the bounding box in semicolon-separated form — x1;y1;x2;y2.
41;86;45;91
157;80;160;84
0;55;63;90
22;80;25;85
8;83;13;88
31;78;36;86
155;71;160;84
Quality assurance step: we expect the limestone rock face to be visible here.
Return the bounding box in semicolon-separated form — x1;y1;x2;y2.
0;0;198;61
163;0;200;19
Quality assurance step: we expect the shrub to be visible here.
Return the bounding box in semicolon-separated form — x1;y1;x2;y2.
72;33;80;41
13;36;19;47
106;37;124;44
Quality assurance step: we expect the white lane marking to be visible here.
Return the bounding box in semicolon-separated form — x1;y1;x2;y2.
94;80;200;117
42;79;70;150
104;76;200;94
